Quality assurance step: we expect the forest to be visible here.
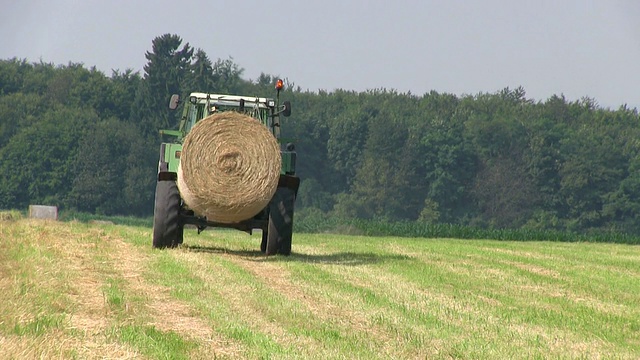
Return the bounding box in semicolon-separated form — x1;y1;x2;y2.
1;33;640;235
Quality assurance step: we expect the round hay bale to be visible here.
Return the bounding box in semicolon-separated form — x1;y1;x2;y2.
177;112;281;223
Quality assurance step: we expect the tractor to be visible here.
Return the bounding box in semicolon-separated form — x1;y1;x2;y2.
152;80;299;255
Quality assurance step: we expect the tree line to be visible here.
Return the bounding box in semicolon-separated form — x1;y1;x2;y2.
1;34;639;235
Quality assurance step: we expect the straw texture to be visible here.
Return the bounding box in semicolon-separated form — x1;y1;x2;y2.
177;112;281;223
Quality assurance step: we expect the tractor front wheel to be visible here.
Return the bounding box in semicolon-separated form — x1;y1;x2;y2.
152;180;183;248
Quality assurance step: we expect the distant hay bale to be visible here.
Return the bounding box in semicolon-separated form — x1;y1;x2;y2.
177;112;281;223
28;205;58;220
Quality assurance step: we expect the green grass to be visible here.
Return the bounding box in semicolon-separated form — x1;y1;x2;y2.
295;216;640;244
12;314;66;336
103;278;127;310
109;325;197;360
1;219;639;359
0;209;24;221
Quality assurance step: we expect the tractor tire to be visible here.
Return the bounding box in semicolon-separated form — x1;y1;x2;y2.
152;180;182;249
266;187;296;256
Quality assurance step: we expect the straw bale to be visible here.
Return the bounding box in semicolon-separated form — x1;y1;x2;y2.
177;112;281;223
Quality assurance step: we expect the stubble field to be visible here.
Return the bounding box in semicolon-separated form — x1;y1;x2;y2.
1;219;639;359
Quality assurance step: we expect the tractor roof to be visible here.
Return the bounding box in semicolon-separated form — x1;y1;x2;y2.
188;93;273;109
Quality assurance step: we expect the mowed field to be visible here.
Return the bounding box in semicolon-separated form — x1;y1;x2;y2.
0;219;639;359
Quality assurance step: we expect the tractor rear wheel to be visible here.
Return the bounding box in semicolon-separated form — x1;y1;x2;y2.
266;187;296;256
152;180;182;248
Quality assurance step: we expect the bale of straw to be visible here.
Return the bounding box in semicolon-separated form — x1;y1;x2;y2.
177;112;281;223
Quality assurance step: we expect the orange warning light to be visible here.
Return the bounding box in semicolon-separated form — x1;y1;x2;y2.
275;79;284;91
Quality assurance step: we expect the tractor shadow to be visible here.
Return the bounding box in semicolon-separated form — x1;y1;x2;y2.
181;244;411;266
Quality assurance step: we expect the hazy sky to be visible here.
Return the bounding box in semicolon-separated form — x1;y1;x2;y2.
2;0;639;109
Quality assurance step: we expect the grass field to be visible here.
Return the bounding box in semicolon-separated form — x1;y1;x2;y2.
1;218;639;359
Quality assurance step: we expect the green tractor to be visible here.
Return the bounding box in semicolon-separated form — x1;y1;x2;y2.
152;80;299;255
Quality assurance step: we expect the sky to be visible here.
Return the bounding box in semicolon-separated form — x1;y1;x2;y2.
2;0;640;109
